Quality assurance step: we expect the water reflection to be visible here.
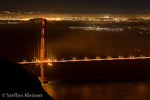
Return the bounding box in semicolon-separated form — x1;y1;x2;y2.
43;81;150;100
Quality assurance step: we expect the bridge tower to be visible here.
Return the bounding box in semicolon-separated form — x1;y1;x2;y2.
40;18;47;83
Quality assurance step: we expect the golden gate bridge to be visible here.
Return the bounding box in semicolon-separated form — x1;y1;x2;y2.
17;18;150;83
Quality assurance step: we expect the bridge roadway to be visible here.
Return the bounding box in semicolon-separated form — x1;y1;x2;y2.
18;57;150;64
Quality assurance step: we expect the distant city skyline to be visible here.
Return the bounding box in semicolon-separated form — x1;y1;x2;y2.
0;0;150;14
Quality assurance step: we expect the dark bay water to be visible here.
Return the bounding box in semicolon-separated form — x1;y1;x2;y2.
43;81;150;100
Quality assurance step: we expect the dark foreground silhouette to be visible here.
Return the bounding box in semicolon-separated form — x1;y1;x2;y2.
0;55;54;100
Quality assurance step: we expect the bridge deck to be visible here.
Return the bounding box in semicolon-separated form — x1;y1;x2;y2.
18;57;150;64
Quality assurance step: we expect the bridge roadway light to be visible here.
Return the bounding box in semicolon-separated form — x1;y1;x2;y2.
61;58;65;60
108;56;111;58
130;55;132;58
140;55;145;59
132;56;135;59
48;63;53;66
73;57;77;60
96;57;100;59
130;55;135;59
52;59;57;61
119;56;123;58
85;57;88;59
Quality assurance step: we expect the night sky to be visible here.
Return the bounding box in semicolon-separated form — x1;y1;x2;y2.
0;0;150;14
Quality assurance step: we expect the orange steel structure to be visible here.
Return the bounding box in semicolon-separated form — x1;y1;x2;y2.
40;18;46;82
